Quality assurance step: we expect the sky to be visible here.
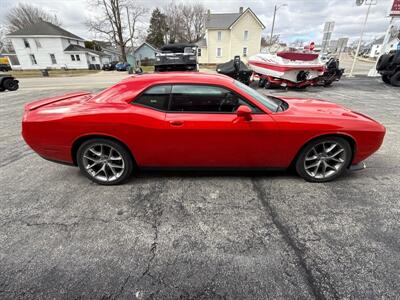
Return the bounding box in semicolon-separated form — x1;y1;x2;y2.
0;0;397;45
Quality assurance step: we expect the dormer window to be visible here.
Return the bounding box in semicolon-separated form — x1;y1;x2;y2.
23;39;30;48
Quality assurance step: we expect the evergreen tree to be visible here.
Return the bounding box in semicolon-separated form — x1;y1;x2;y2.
146;8;168;48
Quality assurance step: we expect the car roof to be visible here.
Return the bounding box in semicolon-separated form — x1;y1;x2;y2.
120;72;234;86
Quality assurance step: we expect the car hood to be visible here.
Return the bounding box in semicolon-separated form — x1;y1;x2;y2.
278;97;369;120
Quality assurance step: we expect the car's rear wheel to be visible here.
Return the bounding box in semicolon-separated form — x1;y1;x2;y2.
77;138;133;185
296;137;351;182
389;71;400;87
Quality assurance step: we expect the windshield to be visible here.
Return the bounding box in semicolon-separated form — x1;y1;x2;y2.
233;80;280;112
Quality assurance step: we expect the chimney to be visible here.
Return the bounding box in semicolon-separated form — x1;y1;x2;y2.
239;7;244;14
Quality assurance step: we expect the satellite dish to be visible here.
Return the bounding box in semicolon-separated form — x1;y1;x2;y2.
356;0;364;6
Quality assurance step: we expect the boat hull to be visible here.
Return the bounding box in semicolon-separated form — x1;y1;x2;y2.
248;53;325;84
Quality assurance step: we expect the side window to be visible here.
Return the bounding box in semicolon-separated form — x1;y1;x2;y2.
133;85;171;111
169;84;260;113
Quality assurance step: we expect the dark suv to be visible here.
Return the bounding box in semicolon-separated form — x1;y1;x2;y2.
376;50;400;87
154;43;198;72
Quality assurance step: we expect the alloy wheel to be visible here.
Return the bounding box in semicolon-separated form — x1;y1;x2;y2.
82;143;125;182
303;141;346;179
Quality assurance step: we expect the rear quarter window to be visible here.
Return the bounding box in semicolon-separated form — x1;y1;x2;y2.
133;85;171;111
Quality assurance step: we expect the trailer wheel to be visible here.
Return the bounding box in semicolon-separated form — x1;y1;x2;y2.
390;71;400;87
264;79;273;89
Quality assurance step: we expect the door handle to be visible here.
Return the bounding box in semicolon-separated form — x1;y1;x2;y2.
169;120;184;126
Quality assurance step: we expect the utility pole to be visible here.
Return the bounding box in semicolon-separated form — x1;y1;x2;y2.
270;5;277;41
270;4;287;43
348;0;376;77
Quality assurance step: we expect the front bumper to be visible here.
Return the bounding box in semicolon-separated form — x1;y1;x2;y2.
349;162;366;171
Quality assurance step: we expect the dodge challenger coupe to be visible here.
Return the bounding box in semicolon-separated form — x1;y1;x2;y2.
22;72;385;185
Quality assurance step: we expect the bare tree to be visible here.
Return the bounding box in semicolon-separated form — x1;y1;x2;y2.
6;3;61;32
164;2;206;43
86;0;147;61
164;3;183;43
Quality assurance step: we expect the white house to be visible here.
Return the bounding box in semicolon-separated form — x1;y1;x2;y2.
196;7;265;64
7;21;111;70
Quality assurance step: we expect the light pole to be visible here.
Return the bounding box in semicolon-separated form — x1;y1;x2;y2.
348;0;376;77
270;4;288;42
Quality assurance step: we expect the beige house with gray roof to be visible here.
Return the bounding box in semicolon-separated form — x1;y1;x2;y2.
196;7;265;64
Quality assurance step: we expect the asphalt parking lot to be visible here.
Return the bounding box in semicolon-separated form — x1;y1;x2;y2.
1;74;399;299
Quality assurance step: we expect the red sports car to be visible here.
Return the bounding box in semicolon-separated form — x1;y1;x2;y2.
22;73;385;185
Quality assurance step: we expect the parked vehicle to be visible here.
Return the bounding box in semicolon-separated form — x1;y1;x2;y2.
22;72;385;185
248;51;325;88
0;64;12;72
154;43;198;72
115;62;131;71
216;56;252;85
376;50;400;87
102;61;119;71
0;74;19;92
317;57;344;86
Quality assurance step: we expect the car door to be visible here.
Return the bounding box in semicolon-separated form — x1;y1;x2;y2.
163;84;279;168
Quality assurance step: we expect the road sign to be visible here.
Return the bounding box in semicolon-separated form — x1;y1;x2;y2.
391;0;400;16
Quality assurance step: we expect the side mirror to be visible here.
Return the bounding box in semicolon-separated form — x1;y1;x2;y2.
236;105;252;121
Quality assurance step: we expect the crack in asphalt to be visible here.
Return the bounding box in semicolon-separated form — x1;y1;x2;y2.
251;178;331;300
113;180;166;299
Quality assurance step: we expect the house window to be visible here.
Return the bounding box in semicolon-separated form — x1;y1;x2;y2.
217;31;222;41
76;55;80;61
92;56;96;61
68;39;71;44
23;39;30;48
243;47;248;57
197;48;201;57
244;30;249;41
71;54;76;61
216;47;222;57
50;54;57;64
29;54;37;65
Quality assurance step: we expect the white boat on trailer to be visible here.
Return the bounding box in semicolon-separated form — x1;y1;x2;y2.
248;51;325;88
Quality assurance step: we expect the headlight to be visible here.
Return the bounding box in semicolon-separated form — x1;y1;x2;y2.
156;57;160;61
189;56;196;60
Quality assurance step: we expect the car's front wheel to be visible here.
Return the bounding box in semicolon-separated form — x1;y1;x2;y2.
296;137;351;182
77;138;134;185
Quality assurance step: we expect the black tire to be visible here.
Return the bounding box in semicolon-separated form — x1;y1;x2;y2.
264;79;273;89
376;54;393;71
3;78;19;91
323;80;333;87
258;78;266;87
77;138;134;185
389;71;400;87
382;75;391;84
0;87;5;92
295;136;352;183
